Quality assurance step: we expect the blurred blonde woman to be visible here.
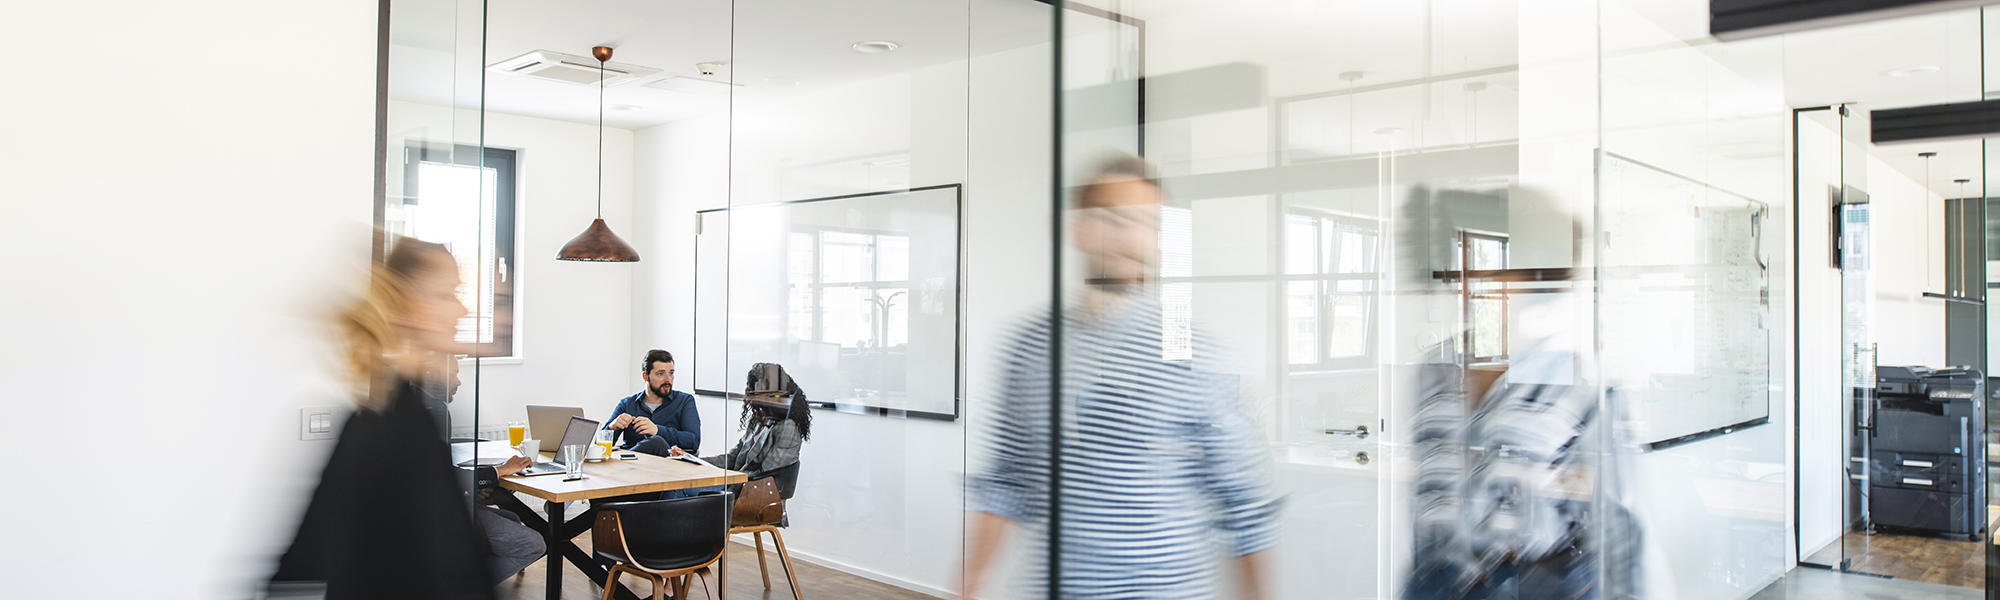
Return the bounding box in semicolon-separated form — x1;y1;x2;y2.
270;238;497;600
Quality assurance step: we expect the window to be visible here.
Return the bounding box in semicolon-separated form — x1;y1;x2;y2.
387;143;518;357
1457;232;1509;363
1284;212;1381;370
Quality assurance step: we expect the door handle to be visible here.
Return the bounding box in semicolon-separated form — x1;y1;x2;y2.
1324;425;1369;440
1903;478;1934;486
1901;460;1933;468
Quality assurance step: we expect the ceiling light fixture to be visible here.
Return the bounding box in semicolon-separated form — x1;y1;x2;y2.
556;46;641;263
852;40;901;53
1886;65;1942;78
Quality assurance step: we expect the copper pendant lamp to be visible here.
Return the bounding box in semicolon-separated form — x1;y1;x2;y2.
556;46;641;262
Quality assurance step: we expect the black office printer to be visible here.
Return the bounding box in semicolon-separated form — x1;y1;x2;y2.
1870;365;1986;540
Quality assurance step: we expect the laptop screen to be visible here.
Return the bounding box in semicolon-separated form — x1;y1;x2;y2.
556;415;601;462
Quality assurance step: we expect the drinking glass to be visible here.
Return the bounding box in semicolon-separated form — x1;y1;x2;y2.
507;420;526;447
595;429;617;458
560;445;587;478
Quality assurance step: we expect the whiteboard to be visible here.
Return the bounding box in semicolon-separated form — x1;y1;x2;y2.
1598;153;1773;448
693;185;962;420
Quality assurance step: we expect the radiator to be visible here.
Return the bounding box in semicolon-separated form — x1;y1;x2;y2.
454;424;509;442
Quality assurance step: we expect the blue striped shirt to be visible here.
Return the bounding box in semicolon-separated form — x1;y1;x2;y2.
969;296;1281;599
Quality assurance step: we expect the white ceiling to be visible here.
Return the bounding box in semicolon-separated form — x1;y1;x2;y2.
389;0;1047;130
391;0;2000;196
1780;8;1989;197
1089;0;1519;97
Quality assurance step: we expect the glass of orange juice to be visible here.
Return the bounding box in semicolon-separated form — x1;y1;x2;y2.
507;421;526;447
594;429;617;458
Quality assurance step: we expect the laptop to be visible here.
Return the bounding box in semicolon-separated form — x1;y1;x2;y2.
525;405;586;446
516;415;601;477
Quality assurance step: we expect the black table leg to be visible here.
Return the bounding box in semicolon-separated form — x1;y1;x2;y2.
507;495;640;600
544;500;565;600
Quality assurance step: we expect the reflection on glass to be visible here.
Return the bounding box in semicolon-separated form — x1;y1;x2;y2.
726;188;958;416
1287;280;1320;365
1286;214;1380;369
1038;0;1797;597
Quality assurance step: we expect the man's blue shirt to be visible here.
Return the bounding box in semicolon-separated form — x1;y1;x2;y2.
604;389;700;452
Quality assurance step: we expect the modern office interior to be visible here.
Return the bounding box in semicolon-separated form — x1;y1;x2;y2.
22;0;2000;599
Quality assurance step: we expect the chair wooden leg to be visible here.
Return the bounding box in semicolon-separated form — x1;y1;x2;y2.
649;572;666;600
599;565;622;600
694;566;720;600
769;529;804;600
754;530;772;589
676;575;690;600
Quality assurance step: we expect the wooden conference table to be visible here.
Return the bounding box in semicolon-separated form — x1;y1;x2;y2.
493;451;747;600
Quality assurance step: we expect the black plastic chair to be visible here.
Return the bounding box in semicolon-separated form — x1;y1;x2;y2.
593;494;730;600
762;461;801;500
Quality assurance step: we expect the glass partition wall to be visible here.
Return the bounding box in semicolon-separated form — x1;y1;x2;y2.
1032;0;1791;599
382;0;495;522
724;1;979;596
364;1;2000;598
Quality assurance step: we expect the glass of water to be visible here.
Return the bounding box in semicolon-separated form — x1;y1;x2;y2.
559;445;587;478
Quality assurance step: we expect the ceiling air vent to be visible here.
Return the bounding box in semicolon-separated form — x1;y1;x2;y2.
487;50;661;86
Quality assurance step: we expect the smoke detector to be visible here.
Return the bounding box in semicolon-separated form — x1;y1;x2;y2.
487;50;661;86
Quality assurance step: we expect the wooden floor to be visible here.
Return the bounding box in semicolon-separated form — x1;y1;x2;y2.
1805;529;1985;588
494;536;941;600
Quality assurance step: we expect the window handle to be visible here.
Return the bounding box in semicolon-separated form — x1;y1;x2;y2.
498;257;508;283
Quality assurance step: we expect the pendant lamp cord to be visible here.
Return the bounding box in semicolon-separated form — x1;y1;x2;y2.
597;54;606;219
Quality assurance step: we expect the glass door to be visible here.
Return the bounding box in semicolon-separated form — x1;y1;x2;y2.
1836;108;1876;569
1792;103;1875;572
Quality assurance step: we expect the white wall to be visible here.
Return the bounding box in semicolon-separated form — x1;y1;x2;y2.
386;100;642;435
1867;153;1950;368
0;1;376;597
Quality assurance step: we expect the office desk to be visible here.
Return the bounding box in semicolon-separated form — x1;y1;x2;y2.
494;452;746;600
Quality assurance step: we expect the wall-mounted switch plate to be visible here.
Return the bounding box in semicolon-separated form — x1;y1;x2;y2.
301;406;341;440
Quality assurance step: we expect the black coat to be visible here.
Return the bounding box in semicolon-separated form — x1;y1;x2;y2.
272;377;493;600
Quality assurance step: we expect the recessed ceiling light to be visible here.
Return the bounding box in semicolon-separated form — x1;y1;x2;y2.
852;40;901;53
1886;65;1941;78
609;104;644;112
765;76;801;87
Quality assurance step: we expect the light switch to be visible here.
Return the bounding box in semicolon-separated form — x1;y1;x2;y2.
301;406;341;440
